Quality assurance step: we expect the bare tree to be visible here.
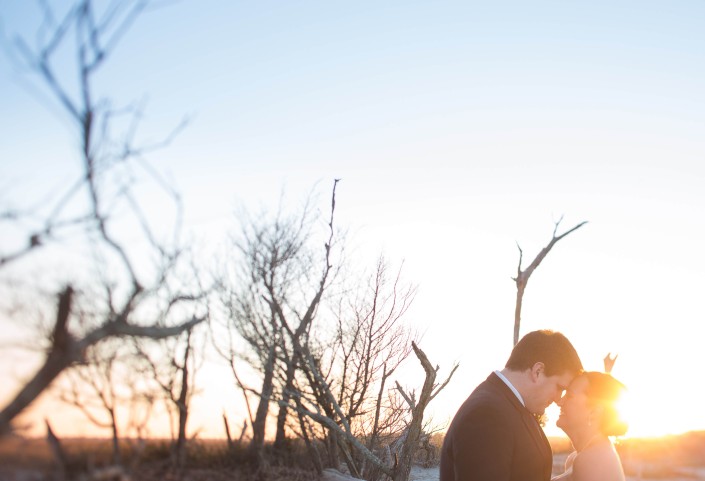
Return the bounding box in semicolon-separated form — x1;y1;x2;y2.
133;325;202;467
0;0;204;436
512;218;587;345
58;342;127;463
283;341;457;481
271;182;339;451
213;180;450;480
331;256;417;477
391;343;458;481
214;180;340;459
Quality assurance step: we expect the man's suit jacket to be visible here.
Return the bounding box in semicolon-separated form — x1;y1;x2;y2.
439;372;553;481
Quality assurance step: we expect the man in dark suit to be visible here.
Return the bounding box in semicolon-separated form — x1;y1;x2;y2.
440;330;583;481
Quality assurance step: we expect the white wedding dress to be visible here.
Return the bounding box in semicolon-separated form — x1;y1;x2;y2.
551;451;578;480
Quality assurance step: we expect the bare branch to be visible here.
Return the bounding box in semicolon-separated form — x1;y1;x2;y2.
430;362;459;402
395;381;415;410
512;219;587;345
277;396;393;478
603;352;618;374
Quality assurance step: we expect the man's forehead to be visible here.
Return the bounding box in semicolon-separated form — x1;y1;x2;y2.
554;371;577;389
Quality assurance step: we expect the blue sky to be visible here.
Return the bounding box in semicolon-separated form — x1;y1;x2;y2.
2;0;705;438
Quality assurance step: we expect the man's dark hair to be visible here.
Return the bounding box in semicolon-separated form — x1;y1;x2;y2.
505;329;583;376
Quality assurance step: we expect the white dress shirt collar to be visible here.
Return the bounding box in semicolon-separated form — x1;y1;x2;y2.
494;370;525;406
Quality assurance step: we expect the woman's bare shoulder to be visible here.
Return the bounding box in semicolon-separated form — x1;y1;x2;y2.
572;444;625;481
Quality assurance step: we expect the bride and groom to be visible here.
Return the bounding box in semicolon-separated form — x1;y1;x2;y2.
439;329;628;481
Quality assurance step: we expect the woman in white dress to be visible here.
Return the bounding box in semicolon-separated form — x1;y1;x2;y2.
552;371;628;481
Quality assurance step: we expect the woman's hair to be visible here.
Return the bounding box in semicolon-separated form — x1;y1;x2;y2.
582;371;629;436
505;329;583;376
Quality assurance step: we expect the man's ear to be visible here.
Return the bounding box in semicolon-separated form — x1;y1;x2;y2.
530;362;545;382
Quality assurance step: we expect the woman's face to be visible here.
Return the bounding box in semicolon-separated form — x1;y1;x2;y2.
556;375;591;434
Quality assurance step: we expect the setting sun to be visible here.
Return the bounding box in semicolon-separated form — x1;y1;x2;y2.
541;364;696;441
615;384;690;439
615;387;635;435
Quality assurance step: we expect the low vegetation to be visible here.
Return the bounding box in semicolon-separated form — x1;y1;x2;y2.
2;432;704;481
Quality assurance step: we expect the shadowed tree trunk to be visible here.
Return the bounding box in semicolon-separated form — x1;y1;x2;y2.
46;420;68;480
0;288;74;435
174;329;193;467
251;343;277;455
392;342;457;481
275;353;297;448
1;289;201;436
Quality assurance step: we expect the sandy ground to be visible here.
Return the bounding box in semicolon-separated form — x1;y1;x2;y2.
408;466;439;481
321;466;440;481
321;467;441;481
5;464;705;481
322;459;705;481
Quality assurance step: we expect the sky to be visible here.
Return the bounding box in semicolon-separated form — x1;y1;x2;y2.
1;0;705;440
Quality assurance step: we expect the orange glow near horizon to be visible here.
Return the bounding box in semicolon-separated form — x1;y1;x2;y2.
10;379;702;442
612;389;681;439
